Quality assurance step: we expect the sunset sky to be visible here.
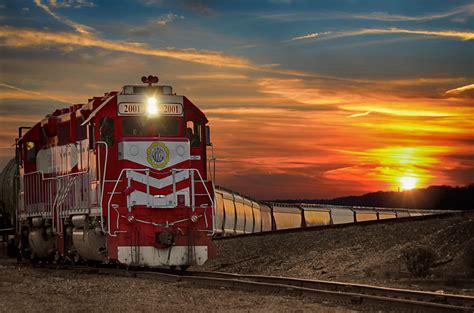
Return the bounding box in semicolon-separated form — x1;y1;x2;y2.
0;0;473;199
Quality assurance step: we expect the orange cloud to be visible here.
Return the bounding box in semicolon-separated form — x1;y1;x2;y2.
347;111;371;118
1;25;472;198
33;0;93;35
176;72;250;80
325;146;453;191
199;76;473;197
444;83;474;98
0;83;72;103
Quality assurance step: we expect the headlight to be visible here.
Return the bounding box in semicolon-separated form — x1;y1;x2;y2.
146;97;158;115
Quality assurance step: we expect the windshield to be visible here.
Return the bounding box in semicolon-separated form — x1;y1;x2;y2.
122;116;181;136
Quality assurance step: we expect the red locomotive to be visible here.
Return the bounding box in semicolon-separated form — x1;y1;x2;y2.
16;75;215;268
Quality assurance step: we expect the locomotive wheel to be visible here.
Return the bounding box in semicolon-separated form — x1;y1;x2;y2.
73;254;81;264
179;265;189;271
54;252;61;263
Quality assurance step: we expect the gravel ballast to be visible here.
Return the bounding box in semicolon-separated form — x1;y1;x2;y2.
0;261;364;312
0;213;472;312
201;212;474;295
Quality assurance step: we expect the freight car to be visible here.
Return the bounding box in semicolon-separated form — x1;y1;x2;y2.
212;188;445;236
0;158;17;246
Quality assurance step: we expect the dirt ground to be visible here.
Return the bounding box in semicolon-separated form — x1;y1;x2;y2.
0;260;369;313
201;212;474;296
0;213;472;312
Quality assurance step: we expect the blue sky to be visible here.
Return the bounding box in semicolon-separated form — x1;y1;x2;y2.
0;0;473;198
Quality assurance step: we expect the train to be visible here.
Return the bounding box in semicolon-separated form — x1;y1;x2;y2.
3;76;215;268
0;75;444;268
213;187;443;235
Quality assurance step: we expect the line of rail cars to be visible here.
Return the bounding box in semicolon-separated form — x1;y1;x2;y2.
213;187;445;235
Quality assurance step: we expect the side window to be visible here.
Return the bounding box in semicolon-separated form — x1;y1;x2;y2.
26;141;36;163
88;123;95;150
76;116;87;141
100;117;114;146
58;122;70;145
186;120;201;147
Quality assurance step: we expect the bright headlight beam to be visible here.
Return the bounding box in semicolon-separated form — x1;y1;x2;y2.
146;97;158;115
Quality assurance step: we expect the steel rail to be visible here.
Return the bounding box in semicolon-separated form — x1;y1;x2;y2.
26;263;474;312
187;270;474;310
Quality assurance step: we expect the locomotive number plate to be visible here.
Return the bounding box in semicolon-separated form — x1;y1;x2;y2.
118;103;183;116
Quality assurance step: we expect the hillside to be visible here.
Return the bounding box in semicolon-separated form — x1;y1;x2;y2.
280;185;474;211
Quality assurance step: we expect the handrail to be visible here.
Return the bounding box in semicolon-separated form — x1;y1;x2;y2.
106;167;215;236
207;144;216;185
209;181;216;236
23;170;89;234
107;168;150;236
171;168;214;230
95;141;109;232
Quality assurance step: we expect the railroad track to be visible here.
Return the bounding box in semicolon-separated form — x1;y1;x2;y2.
29;263;474;312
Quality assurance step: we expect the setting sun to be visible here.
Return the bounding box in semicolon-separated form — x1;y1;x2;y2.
399;177;418;190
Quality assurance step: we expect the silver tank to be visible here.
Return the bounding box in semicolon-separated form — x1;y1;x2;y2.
0;158;18;218
72;227;106;262
28;229;55;258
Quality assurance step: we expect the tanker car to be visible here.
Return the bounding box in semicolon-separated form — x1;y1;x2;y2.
0;75;442;267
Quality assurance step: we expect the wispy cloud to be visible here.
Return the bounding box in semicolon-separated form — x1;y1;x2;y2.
291;27;474;42
445;83;474;98
349;3;474;22
0;82;71;104
129;13;185;37
341;104;458;118
347;111;371;118
0;26;404;80
290;31;331;41
33;0;93;34
48;0;96;8
258;3;474;23
139;0;214;15
176;72;249;80
0;26;254;69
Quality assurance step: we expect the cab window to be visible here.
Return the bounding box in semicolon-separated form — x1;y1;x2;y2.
26;141;36;163
76;116;87;141
186;120;201;147
100;117;115;146
58;122;70;145
123;117;180;136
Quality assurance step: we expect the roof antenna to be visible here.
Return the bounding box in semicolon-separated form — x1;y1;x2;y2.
141;75;159;86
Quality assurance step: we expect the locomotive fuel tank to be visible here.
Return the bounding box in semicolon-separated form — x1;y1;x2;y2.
71;215;106;262
28;217;55;258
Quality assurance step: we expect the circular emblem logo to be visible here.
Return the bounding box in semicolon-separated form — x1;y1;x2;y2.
147;142;170;169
